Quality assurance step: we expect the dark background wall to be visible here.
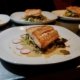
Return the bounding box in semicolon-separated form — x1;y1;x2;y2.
0;0;55;15
54;0;80;10
0;0;80;15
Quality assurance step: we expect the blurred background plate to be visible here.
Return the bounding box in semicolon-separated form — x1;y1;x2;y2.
0;14;10;26
10;11;58;25
52;10;80;21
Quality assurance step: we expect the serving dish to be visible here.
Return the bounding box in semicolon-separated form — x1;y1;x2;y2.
0;25;80;76
52;10;80;21
0;14;10;26
0;25;80;64
10;11;58;24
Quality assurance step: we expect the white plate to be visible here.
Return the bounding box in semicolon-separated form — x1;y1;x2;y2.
52;10;80;21
0;25;80;65
0;14;10;26
10;11;58;24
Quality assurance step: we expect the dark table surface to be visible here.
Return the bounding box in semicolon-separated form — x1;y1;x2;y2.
0;19;80;80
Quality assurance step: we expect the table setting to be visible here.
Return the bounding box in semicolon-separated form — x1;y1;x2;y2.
0;7;80;80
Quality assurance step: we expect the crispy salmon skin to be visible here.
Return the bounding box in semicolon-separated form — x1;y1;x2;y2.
26;25;59;48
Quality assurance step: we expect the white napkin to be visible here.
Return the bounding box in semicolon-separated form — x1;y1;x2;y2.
0;62;24;80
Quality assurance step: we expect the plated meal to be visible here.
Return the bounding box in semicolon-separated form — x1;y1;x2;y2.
12;25;69;57
23;9;48;22
10;9;58;24
64;6;80;17
52;6;80;20
0;25;80;64
0;14;10;26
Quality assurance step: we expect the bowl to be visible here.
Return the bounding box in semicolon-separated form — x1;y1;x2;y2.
0;14;10;26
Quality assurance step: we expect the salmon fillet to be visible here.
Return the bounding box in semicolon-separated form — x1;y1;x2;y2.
26;25;59;48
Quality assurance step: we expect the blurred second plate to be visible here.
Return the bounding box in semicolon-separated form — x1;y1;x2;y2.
10;11;58;25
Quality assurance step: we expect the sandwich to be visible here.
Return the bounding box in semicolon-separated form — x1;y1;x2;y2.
24;9;48;22
24;9;42;17
64;6;80;17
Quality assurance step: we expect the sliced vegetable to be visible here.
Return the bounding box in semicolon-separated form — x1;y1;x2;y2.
20;49;31;54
